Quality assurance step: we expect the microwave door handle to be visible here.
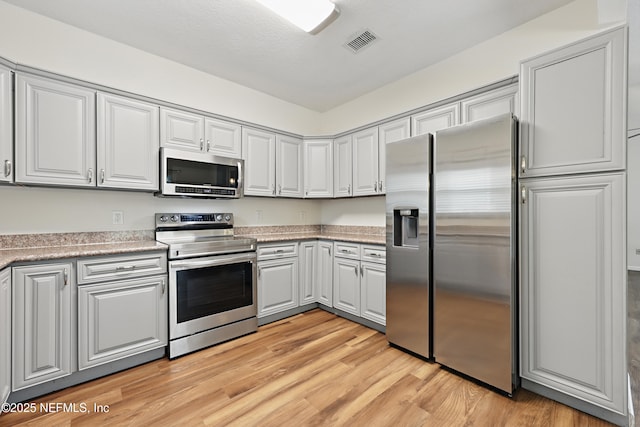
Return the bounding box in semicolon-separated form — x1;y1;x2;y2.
237;160;243;192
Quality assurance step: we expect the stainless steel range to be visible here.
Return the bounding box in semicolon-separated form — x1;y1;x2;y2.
155;212;257;358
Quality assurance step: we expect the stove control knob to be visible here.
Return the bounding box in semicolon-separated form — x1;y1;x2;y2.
216;214;223;221
225;214;231;222
159;215;169;222
171;215;180;222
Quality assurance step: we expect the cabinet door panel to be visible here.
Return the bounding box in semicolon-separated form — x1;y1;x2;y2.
298;242;317;305
352;127;379;197
317;241;333;307
204;118;241;157
520;173;625;413
333;258;360;316
16;74;96;186
411;103;459;136
378;118;410;194
304;140;333;198
258;259;298;317
461;84;518;123
334;135;352;197
160;108;204;152
243;128;276;197
276;135;303;198
97;93;159;190
78;276;167;370
0;65;12;183
12;263;73;390
520;28;625;177
361;262;386;325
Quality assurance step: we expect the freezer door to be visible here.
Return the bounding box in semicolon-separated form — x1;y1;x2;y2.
433;114;517;394
385;134;431;359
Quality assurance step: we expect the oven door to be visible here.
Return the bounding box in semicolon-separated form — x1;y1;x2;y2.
168;251;257;339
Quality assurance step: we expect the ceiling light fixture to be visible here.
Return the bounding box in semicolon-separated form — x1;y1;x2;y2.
254;0;340;34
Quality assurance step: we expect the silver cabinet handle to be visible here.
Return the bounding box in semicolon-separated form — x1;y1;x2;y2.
100;169;105;184
63;268;68;286
520;156;527;174
329;247;331;256
200;138;204;151
360;265;364;276
87;168;93;183
258;267;261;278
348;184;351;195
207;140;211;152
278;184;282;195
354;266;358;276
161;279;165;295
116;265;136;272
379;181;383;192
305;190;309;196
3;160;10;177
272;185;276;196
374;181;378;192
521;185;527;204
369;252;383;258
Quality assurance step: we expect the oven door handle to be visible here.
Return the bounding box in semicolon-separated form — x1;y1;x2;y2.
170;254;255;269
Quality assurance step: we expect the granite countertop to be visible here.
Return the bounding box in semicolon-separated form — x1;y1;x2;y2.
0;231;167;270
235;225;386;246
0;226;385;270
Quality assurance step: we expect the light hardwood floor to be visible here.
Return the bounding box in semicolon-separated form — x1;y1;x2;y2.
0;309;613;426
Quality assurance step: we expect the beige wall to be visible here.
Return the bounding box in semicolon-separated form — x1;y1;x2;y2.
0;0;627;233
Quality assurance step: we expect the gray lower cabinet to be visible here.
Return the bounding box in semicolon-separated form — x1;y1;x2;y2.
77;275;167;370
0;268;11;404
12;262;74;391
76;252;167;370
257;243;299;318
298;241;317;305
333;242;386;325
316;241;333;307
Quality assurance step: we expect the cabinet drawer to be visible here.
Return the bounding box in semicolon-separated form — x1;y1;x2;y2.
362;245;386;264
334;242;361;260
257;243;298;260
77;251;167;284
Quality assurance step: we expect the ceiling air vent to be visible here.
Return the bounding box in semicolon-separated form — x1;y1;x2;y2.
344;29;378;54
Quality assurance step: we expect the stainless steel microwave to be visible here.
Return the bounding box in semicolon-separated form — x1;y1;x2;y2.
159;148;243;198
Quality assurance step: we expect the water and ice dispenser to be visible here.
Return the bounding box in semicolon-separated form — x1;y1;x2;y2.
393;208;419;248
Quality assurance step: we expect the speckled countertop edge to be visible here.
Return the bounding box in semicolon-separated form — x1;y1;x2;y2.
235;225;386;245
0;231;166;270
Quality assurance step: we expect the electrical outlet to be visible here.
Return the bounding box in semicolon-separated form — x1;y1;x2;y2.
112;211;124;225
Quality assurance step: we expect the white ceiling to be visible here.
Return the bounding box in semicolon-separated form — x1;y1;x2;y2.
3;0;574;112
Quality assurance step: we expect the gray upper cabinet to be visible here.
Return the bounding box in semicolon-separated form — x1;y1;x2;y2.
352;126;379;197
378;117;411;195
411;103;459;136
97;93;159;190
0;268;10;405
242;127;276;197
275;134;303;198
16;74;96;187
303;139;333;198
0;65;11;183
519;27;626;177
461;84;518;123
12;262;74;391
160;107;204;152
333;135;353;197
160;107;242;158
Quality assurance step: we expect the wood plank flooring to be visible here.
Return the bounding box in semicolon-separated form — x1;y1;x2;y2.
0;309;614;426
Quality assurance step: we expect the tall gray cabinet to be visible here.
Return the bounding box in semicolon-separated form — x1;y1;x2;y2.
519;26;628;425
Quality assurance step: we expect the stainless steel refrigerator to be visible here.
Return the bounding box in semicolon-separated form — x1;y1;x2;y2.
433;113;518;394
386;133;432;359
